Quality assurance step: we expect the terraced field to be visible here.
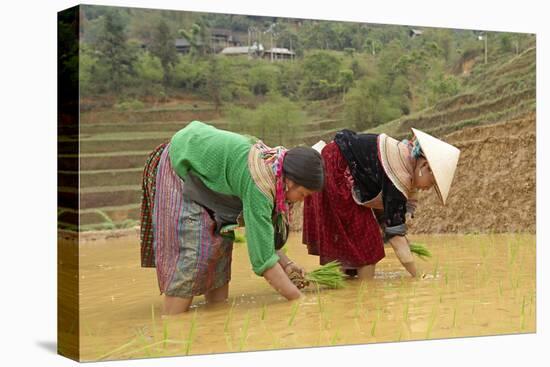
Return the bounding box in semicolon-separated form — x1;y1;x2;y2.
58;44;535;233
58;101;350;231
58;102;227;231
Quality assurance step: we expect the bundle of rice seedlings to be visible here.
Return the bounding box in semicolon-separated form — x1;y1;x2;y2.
233;231;246;243
410;242;432;261
304;261;346;289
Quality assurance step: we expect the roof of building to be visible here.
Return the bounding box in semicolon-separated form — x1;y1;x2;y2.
175;38;206;47
265;48;295;55
221;46;251;55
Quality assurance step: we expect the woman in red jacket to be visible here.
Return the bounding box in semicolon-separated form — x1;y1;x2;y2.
303;128;460;279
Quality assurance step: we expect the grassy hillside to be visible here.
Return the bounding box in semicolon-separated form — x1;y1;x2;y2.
368;46;535;139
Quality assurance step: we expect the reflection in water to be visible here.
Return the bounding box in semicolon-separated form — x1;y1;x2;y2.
70;232;535;361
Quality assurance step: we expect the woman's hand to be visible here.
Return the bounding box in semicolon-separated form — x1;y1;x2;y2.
283;261;305;277
263;263;302;300
283;261;309;289
276;250;309;289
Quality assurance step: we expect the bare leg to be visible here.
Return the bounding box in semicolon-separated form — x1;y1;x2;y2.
205;283;229;303
163;295;193;315
357;264;376;280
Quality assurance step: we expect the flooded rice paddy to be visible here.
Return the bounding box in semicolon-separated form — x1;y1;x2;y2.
72;232;535;361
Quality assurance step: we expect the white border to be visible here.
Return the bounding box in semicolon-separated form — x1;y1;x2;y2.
1;1;547;366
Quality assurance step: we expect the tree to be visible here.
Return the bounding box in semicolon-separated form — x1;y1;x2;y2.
226;94;304;146
206;56;230;113
94;10;136;93
345;77;401;131
339;69;354;101
135;52;163;84
150;20;178;87
300;52;342;100
178;23;207;59
248;63;278;96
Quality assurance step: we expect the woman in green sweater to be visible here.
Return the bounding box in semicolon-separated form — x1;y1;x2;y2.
140;121;325;314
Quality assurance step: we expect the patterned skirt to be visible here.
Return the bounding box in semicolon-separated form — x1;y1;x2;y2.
302;141;385;269
140;144;233;297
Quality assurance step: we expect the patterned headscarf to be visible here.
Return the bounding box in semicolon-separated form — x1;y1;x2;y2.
248;141;289;215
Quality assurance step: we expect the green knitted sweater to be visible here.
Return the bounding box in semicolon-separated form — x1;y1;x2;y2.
169;121;279;275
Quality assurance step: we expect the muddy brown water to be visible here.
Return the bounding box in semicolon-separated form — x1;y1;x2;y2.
67;232;535;361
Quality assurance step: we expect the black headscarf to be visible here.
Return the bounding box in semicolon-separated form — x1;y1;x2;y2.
283;146;325;191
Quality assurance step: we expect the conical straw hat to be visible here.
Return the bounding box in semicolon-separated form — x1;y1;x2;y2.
411;128;460;205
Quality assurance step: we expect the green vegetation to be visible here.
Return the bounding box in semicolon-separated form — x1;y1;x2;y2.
410;242;433;260
78;5;534;137
65;7;535;233
305;261;346;289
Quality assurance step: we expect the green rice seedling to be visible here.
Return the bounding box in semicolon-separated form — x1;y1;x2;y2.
162;320;168;349
82;320;94;337
315;282;324;315
323;313;332;331
452;304;458;329
370;319;377;337
233;231;246;243
224;297;236;333
371;307;381;337
116;340;188;360
151;304;157;342
520;297;526;331
508;240;520;265
305;261;346;289
480;239;489;259
410;243;432;261
432;259;439;277
315;283;328;332
261;302;267;321
288;301;300;326
482;267;491;286
97;339;137;361
93;209;116;230
354;281;366;319
135;328;152;357
224;331;233;351
425;306;437;339
403;301;410;323
498;280;503;298
354;318;362;334
330;329;340;345
397;326;403;341
529;292;534;316
185;309;198;356
399;275;405;288
239;311;251;352
117;218;138;229
259;309;277;349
